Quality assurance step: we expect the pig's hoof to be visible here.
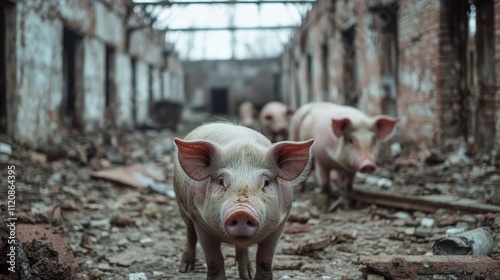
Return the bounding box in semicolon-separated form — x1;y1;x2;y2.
179;254;196;272
238;263;254;279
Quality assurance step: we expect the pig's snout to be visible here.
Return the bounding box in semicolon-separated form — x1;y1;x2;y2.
224;209;259;238
359;159;376;173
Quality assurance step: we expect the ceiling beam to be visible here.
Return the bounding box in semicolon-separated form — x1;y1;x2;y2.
130;1;316;6
160;25;299;31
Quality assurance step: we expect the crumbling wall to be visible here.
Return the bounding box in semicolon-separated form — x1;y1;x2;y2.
13;1;64;146
496;1;500;153
397;0;439;141
134;60;149;125
4;0;184;147
114;51;133;128
281;0;500;148
82;37;106;132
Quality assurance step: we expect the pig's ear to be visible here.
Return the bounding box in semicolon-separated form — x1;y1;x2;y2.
331;118;351;137
373;116;398;140
268;139;314;183
173;138;220;181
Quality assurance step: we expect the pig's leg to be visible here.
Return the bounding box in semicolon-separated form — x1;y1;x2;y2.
179;220;197;272
197;229;226;280
338;171;355;209
255;228;282;279
315;161;332;211
235;245;253;279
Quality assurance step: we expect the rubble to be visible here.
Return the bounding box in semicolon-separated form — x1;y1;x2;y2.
1;122;498;279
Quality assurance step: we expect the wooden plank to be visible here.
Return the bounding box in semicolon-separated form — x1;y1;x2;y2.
351;185;500;213
360;255;500;280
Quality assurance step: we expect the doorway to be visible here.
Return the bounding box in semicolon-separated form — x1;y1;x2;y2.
210;88;229;114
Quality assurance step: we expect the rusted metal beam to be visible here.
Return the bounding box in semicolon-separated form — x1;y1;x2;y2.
160;25;299;31
130;1;316;6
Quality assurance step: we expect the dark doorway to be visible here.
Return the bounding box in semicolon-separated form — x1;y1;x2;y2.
306;53;313;101
0;4;7;133
62;27;83;129
105;46;116;127
342;27;358;107
321;41;329;101
131;57;137;125
0;1;15;134
210;88;228;114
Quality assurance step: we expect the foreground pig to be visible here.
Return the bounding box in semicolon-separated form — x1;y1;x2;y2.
292;102;397;210
173;122;314;280
259;101;294;142
239;101;257;129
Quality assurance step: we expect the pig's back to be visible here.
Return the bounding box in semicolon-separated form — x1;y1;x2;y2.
298;102;341;140
185;122;271;148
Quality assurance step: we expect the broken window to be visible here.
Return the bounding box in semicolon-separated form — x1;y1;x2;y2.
0;3;7;133
62;27;83;129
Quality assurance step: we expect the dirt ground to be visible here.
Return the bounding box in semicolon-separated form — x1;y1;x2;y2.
0;115;499;280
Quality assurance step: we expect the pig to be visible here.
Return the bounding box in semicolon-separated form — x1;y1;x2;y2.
173;122;314;280
239;101;258;129
292;102;397;210
259;101;294;142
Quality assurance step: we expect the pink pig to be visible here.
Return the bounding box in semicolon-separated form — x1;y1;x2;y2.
259;101;294;142
291;102;397;210
173;122;314;280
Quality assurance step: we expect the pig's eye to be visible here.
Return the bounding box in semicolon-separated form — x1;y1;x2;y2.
345;137;354;145
217;177;225;187
263;179;271;188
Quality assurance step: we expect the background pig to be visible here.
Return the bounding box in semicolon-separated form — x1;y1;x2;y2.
259;101;294;142
173;122;314;280
239;101;257;129
294;102;397;210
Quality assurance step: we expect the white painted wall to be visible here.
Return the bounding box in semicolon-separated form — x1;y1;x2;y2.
82;37;105;132
14;2;64;146
114;52;133;128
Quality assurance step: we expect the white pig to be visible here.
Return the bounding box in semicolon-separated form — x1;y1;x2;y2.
293;102;397;210
259;101;294;142
173;122;314;280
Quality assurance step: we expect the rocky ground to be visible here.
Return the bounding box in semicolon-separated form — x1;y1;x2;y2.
0;114;499;280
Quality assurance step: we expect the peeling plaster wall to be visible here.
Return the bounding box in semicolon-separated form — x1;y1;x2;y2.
398;0;440;141
82;37;106;132
114;52;133;128
151;67;161;102
496;1;500;152
5;0;184;148
13;1;64;146
95;1;124;49
134;60;149;125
